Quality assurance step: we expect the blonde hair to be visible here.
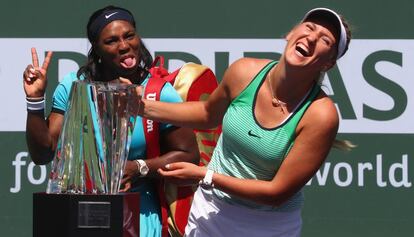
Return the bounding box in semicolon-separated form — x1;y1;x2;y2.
333;139;357;151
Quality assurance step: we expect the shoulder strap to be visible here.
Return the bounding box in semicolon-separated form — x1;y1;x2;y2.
142;76;166;159
143;57;170;237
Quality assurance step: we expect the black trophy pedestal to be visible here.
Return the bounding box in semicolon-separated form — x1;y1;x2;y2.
33;192;139;237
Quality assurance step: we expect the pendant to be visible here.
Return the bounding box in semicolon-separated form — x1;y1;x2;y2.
272;98;286;113
271;98;280;107
271;98;286;107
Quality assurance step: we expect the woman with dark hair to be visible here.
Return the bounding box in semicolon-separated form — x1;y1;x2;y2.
138;7;352;237
78;6;153;83
23;5;199;236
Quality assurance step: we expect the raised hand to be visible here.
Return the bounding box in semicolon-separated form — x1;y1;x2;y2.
22;47;53;98
118;77;144;117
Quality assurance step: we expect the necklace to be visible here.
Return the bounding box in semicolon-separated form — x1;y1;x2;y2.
267;72;286;113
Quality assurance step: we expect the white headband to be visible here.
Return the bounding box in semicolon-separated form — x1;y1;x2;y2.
302;7;347;59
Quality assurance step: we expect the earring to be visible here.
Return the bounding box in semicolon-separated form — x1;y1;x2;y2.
98;58;102;64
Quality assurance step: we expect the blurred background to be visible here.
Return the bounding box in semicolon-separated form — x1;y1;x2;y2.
0;0;413;236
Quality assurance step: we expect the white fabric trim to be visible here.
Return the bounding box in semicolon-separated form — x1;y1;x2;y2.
185;188;302;237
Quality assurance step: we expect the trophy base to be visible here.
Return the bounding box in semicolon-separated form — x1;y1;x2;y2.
33;192;139;237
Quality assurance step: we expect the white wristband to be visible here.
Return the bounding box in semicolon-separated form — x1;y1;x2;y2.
199;169;214;189
26;99;45;111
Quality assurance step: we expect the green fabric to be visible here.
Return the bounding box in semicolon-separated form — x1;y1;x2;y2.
208;61;320;211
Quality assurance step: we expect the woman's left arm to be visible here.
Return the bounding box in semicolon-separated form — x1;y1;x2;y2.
159;96;339;206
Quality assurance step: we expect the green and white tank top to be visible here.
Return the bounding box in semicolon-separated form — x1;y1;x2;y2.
208;61;320;211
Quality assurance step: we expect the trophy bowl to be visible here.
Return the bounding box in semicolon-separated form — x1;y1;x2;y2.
46;80;139;195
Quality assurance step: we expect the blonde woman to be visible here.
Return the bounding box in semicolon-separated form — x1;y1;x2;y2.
138;7;351;237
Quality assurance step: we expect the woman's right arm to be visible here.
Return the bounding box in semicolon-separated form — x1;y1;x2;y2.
23;48;60;165
141;58;263;129
141;80;230;129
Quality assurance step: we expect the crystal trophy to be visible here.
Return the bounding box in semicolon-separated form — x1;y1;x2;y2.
46;80;139;194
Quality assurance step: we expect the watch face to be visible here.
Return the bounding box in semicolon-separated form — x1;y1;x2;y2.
140;164;149;176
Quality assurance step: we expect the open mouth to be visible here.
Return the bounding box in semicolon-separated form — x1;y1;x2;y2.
295;43;310;57
120;56;137;69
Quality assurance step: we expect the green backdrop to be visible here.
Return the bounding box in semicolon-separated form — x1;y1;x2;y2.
0;0;413;236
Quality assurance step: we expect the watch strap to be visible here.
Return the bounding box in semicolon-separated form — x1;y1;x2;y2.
199;169;214;189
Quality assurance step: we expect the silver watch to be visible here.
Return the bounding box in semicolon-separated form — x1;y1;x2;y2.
199;169;214;189
136;159;149;177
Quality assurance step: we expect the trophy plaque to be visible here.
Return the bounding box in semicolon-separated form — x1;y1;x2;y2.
33;80;140;237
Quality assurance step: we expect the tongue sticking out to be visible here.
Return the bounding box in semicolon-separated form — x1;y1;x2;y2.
120;57;136;69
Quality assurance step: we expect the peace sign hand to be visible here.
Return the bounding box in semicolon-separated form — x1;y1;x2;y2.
23;47;53;98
